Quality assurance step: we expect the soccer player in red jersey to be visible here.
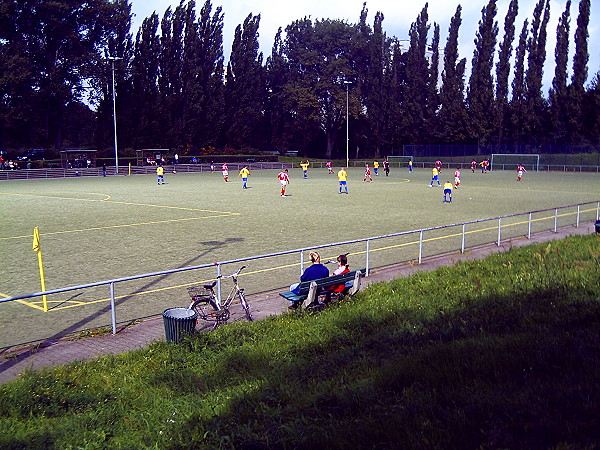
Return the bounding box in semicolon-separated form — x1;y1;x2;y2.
454;168;461;188
326;161;334;174
277;168;290;196
363;163;373;182
517;164;527;181
222;163;229;182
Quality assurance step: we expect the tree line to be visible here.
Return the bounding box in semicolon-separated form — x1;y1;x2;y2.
0;0;598;160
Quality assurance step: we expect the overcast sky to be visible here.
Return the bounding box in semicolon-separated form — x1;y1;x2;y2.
129;0;599;91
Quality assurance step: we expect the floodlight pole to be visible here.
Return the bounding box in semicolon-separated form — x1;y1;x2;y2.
108;56;122;174
344;81;352;168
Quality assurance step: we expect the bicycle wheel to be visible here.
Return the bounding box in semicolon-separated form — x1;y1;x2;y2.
189;298;229;329
238;291;254;322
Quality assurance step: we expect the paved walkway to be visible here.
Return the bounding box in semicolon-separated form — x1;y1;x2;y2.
0;223;595;385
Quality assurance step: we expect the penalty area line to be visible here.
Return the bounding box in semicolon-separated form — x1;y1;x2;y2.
0;213;240;242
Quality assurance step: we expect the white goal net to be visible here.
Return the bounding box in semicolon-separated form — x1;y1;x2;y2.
490;154;539;172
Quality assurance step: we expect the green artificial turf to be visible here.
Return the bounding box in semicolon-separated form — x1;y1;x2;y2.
0;168;598;347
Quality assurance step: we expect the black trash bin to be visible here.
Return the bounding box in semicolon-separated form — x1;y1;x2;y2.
162;307;198;343
596;219;600;234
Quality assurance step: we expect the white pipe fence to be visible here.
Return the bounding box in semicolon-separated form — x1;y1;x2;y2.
1;201;599;345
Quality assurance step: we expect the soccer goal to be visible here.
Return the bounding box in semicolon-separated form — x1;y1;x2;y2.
490;154;540;172
386;155;414;167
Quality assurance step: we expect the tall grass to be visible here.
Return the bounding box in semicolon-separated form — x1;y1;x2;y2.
1;234;599;448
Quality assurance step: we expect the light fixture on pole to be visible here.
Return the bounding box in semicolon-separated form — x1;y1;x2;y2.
107;56;122;174
344;81;352;168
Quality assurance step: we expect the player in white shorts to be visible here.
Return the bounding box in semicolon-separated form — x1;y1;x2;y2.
454;168;461;188
222;163;229;182
277;169;290;196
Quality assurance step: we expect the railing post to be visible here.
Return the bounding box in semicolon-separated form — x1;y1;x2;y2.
497;218;502;246
554;208;558;232
365;239;370;276
528;212;532;239
216;264;222;304
576;205;580;228
110;282;117;335
461;224;466;253
300;251;305;276
418;230;423;264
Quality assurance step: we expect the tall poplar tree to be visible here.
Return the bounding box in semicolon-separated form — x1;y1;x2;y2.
571;0;590;91
364;10;389;158
426;23;441;133
523;0;550;141
129;13;161;148
467;0;498;144
438;6;468;145
509;19;529;142
265;28;290;152
402;4;430;143
567;0;590;142
549;1;571;143
185;0;225;148
494;0;518;141
225;13;264;150
158;3;186;145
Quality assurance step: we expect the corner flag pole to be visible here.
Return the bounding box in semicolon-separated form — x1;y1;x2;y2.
32;227;48;312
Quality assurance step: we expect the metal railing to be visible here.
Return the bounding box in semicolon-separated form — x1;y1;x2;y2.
1;201;598;345
0;163;294;180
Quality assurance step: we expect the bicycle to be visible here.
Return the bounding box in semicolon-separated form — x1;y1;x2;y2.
187;265;253;330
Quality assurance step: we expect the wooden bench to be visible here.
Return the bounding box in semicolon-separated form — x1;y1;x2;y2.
279;268;366;307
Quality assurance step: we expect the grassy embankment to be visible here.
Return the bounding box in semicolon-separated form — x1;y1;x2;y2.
1;234;599;448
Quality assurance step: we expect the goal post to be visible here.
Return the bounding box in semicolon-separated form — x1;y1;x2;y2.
490;154;540;172
386;155;414;167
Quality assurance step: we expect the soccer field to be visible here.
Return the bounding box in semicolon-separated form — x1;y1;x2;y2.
1;167;599;347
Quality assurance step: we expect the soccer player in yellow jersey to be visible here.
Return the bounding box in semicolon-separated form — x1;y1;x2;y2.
156;164;165;185
443;181;453;203
300;160;310;178
429;166;440;187
337;167;348;194
373;160;379;176
238;166;250;189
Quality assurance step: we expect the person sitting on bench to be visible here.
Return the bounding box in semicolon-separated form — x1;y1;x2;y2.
289;251;329;309
323;253;350;303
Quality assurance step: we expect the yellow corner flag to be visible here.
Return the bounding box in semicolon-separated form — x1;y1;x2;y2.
32;226;41;252
32;227;48;311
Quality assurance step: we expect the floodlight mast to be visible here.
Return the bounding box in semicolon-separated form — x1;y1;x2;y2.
107;56;122;174
344;81;352;168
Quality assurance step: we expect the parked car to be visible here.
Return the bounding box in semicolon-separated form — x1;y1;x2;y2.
18;148;45;161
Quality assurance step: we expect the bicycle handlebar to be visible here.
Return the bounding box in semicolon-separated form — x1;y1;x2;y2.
217;265;247;279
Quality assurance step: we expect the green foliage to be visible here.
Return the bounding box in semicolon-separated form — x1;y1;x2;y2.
438;6;469;144
1;235;599;447
523;0;551;141
495;0;518;140
467;0;498;142
2;1;599;156
225;13;265;150
550;0;572;143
